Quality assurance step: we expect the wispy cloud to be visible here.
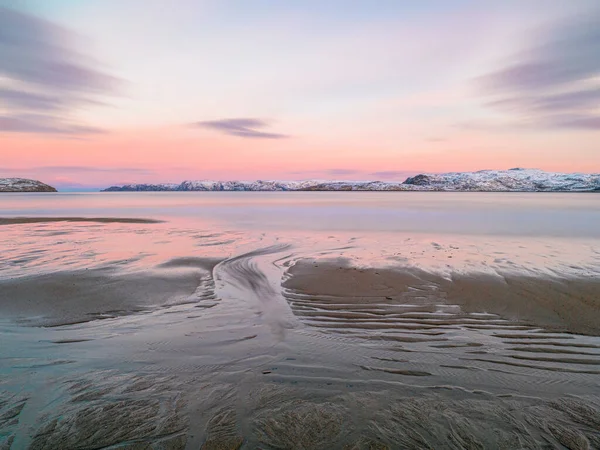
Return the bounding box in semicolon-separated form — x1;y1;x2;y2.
486;88;600;114
285;169;363;178
371;171;416;180
40;166;154;174
0;6;120;134
192;118;289;139
477;8;600;130
0;115;106;135
286;169;417;180
326;169;360;175
1;166;154;175
0;88;66;111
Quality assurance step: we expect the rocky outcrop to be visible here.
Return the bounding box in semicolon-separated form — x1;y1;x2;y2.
403;174;432;186
0;178;57;192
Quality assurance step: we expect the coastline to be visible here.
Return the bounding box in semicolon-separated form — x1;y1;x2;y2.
1;194;599;448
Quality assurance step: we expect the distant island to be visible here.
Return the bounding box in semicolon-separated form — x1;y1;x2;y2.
0;178;57;192
103;169;600;192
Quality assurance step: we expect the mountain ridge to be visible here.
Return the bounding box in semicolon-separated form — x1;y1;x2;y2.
103;169;600;192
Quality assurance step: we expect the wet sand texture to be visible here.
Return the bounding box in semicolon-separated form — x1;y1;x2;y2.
283;259;600;336
0;217;163;225
24;373;188;450
10;378;600;449
2;255;600;448
0;258;220;327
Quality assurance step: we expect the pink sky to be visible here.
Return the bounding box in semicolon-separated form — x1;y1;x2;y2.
1;0;599;189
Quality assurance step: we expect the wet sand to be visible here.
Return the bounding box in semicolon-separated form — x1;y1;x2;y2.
0;217;163;225
284;259;600;336
1;193;600;449
0;258;220;327
2;254;600;448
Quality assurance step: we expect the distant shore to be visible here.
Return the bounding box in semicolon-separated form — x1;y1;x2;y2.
102;169;600;192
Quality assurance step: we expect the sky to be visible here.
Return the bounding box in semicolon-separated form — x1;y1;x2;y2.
1;0;599;190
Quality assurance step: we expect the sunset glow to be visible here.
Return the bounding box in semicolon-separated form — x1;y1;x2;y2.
1;0;599;190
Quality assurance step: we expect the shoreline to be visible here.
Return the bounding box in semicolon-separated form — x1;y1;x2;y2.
1;194;599;448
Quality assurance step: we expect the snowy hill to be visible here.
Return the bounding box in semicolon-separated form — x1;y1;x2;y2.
403;169;600;191
103;169;600;192
0;178;57;192
104;180;410;191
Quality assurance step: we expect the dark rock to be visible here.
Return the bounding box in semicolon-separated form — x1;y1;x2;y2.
403;174;432;186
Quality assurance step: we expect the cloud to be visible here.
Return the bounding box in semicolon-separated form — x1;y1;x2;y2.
1;166;154;175
326;169;360;175
192;118;289;139
285;169;363;178
486;88;600;114
0;87;65;111
371;171;416;180
285;169;418;180
543;115;600;130
0;6;120;134
477;8;600;130
0;114;108;135
38;166;154;174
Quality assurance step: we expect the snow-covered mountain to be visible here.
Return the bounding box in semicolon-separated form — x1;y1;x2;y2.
0;178;57;192
104;180;410;191
103;169;600;192
102;183;181;192
403;169;600;191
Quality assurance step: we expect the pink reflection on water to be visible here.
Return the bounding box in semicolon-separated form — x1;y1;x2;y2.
1;192;600;279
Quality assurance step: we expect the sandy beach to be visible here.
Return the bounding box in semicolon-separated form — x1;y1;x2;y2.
1;192;600;449
2;253;599;449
